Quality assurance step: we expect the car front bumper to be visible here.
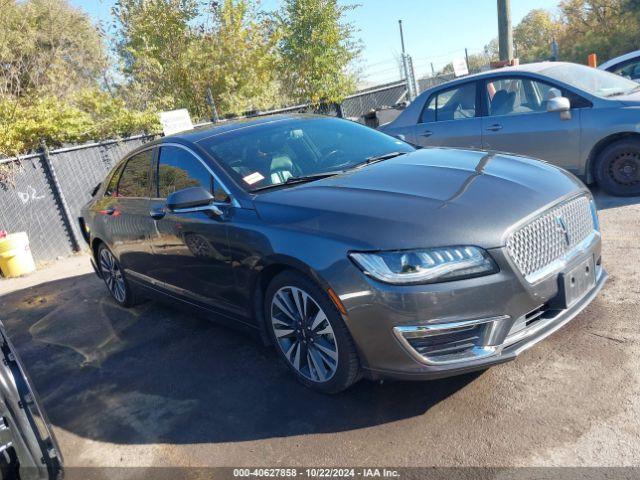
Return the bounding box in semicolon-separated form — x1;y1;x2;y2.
330;234;606;381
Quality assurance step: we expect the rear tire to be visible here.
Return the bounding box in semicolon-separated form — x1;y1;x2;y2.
265;270;360;394
594;139;640;196
97;244;138;308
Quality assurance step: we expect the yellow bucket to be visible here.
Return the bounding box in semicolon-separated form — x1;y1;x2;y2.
0;232;36;278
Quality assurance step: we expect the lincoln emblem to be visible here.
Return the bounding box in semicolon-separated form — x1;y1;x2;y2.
556;216;570;246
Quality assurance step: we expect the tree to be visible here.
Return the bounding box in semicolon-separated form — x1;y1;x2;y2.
514;9;562;63
112;0;282;118
0;0;107;99
278;0;360;105
112;0;201;113
194;0;282;115
557;0;638;63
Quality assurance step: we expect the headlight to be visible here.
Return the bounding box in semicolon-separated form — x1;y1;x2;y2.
349;246;498;285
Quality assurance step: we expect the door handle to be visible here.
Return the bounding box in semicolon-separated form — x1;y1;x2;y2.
420;130;433;138
149;206;166;220
99;206;118;216
486;124;503;132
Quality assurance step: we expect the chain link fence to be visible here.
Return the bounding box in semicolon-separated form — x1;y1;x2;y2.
341;81;408;119
0;135;157;263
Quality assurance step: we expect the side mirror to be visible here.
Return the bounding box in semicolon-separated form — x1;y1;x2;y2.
547;96;571;113
166;186;214;211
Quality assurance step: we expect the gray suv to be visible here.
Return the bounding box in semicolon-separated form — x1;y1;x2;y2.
81;115;607;393
381;62;640;196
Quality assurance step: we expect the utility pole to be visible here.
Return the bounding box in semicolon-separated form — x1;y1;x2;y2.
497;0;513;62
398;20;417;100
206;87;220;123
398;19;406;55
465;48;470;71
551;37;559;61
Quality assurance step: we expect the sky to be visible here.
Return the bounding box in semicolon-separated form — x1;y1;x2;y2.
70;0;560;84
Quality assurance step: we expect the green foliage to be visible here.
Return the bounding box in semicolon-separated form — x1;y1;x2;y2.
0;0;107;99
0;90;159;158
514;9;561;62
278;0;360;105
113;0;283;118
557;0;638;63
513;0;640;65
0;0;158;159
112;0;202;113
0;0;362;157
194;0;283;115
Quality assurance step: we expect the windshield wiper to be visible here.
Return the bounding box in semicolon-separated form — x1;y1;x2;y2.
606;85;640;97
356;151;408;168
251;171;342;192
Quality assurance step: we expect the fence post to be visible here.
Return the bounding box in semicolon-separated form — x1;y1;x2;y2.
39;139;81;253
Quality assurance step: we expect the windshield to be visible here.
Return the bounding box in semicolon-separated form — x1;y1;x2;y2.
542;63;639;97
197;117;414;192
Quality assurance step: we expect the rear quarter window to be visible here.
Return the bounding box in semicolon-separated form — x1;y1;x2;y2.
116;150;153;198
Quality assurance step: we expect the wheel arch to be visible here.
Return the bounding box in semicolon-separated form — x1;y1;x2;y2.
90;237;106;262
251;255;335;347
586;132;640;184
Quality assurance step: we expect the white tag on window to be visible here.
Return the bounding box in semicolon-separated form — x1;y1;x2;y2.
243;172;265;185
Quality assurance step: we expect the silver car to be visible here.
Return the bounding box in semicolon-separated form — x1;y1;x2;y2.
599;50;640;81
381;62;640;196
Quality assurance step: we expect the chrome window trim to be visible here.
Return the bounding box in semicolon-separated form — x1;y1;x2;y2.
159;142;240;208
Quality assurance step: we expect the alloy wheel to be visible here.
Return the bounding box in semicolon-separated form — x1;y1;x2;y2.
270;286;339;383
99;248;126;303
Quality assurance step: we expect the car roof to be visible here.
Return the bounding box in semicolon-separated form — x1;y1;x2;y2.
429;61;574;85
160;113;323;144
414;62;598;99
599;50;640;71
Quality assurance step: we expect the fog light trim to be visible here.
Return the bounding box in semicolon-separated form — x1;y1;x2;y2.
393;315;509;366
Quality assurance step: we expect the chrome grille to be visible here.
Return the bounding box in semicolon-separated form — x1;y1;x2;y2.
506;196;594;281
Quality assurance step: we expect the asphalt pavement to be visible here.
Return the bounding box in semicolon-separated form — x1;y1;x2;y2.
0;189;638;471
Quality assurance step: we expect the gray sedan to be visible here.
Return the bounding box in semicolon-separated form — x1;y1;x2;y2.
81;115;607;393
381;62;640;196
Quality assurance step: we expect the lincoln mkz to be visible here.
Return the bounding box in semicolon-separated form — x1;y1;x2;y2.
80;115;607;393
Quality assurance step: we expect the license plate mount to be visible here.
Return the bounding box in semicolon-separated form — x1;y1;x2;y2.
557;256;596;309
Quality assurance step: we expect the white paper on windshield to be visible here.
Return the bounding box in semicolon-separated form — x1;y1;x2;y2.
243;172;265;185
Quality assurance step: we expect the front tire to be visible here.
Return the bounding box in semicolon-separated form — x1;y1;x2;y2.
594;139;640;196
97;244;137;307
265;271;360;394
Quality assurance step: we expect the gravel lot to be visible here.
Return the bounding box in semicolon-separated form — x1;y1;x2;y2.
0;189;638;472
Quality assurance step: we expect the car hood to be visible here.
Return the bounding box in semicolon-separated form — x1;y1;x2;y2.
253;148;587;250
